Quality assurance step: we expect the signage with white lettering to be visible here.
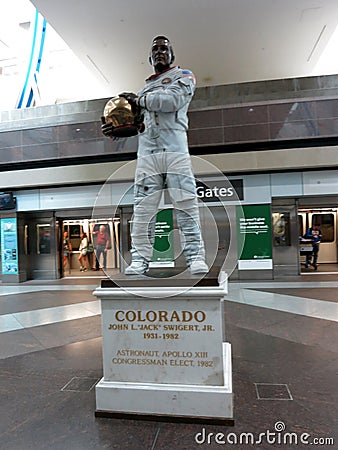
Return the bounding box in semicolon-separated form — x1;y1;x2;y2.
163;179;243;205
236;204;273;270
196;179;243;202
150;209;174;268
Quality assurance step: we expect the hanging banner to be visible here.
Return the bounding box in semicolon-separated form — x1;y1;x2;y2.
237;204;273;270
150;209;174;268
1;218;19;275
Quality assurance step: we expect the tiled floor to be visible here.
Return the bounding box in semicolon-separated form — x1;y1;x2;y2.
0;273;337;449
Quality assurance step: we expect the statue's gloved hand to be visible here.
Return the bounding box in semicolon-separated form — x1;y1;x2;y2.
101;116;115;137
119;92;145;133
119;92;137;106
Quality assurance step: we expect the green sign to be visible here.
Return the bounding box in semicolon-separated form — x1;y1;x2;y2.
150;209;174;268
236;204;272;270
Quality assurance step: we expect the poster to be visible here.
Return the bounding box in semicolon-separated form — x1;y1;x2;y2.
150;209;174;268
1;217;19;275
237;204;273;270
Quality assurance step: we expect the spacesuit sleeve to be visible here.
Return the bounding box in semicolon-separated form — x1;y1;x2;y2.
138;75;195;113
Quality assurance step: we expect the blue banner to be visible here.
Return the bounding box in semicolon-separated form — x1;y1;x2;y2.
1;218;19;274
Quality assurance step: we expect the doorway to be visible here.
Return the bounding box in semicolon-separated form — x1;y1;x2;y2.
298;205;338;274
271;198;299;277
59;217;121;278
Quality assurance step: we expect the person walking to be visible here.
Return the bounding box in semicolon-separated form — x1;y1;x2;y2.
304;223;322;270
63;231;72;268
78;232;89;272
92;225;110;270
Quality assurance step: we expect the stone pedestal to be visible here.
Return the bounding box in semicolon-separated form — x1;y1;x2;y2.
94;275;233;422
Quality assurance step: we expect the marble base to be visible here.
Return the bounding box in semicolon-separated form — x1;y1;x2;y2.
94;275;233;422
96;343;232;421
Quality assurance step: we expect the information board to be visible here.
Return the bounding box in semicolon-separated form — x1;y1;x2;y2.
1;217;19;275
237;204;273;270
150;209;174;268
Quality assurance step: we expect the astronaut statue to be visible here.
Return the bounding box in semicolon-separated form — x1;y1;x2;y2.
102;36;209;276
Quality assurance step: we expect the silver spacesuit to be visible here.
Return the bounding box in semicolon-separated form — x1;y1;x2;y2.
127;65;207;273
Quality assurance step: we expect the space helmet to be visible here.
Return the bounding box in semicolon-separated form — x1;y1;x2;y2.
103;96;143;138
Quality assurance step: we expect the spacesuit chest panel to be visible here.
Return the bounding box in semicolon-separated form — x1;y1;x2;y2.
139;67;180;95
138;67;193;139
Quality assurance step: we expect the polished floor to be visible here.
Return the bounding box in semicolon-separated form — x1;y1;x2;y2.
0;271;337;449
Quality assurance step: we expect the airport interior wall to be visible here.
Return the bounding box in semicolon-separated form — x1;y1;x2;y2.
0;75;337;281
0;74;337;192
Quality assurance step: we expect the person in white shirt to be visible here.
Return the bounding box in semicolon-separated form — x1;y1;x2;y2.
78;232;89;272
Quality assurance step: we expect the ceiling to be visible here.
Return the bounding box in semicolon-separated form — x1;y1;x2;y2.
29;0;338;96
1;0;337;109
